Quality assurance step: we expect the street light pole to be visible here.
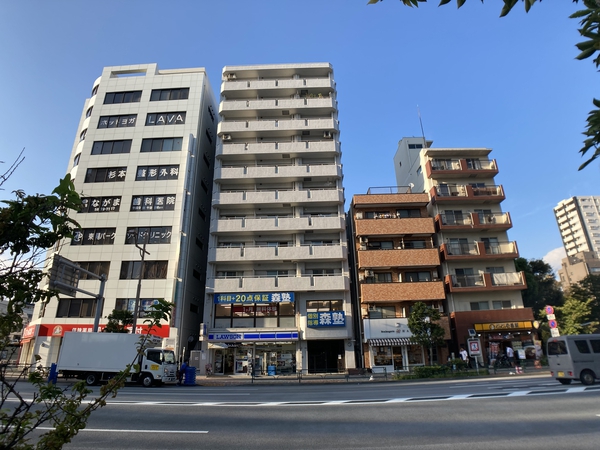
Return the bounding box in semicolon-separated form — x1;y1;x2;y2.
131;231;150;333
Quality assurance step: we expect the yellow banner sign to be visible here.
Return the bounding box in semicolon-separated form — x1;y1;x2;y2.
474;321;533;332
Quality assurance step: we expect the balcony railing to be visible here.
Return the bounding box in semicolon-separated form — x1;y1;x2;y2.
430;185;505;203
426;158;498;179
441;241;519;260
208;273;348;292
435;212;512;231
446;271;526;292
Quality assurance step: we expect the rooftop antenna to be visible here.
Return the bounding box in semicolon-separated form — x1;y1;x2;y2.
417;105;428;148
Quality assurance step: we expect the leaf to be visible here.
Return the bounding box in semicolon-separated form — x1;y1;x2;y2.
576;47;597;60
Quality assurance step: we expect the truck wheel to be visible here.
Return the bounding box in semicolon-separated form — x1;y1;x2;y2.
557;378;572;385
580;370;595;386
85;373;99;386
141;373;154;387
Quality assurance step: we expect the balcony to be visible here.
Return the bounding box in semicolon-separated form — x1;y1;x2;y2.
221;77;335;96
360;281;446;302
355;217;435;236
208;274;348;293
357;248;440;268
211;215;345;235
440;242;519;261
214;163;342;182
425;158;498;179
445;271;526;293
214;188;344;207
430;185;505;204
219;97;336;119
435;212;512;232
218;118;337;138
210;243;347;263
217;140;340;158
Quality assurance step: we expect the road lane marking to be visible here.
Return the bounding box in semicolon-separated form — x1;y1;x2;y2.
36;427;208;433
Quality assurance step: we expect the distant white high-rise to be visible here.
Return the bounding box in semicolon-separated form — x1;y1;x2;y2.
554;196;600;257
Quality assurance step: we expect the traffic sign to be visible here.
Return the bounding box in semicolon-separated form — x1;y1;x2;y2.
547;314;556;320
545;305;554;315
549;320;558;329
550;328;560;337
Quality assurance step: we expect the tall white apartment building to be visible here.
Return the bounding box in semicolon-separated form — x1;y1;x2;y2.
202;63;355;376
554;196;600;257
394;138;534;362
23;64;217;367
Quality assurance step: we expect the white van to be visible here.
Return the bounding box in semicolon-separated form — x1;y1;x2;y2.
547;334;600;385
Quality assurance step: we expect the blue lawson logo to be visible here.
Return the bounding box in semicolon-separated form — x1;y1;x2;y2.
208;332;299;342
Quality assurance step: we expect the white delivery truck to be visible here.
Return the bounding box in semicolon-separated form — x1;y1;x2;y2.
57;332;177;387
547;334;600;385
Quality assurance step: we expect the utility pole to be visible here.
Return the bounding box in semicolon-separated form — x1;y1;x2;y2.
131;230;150;333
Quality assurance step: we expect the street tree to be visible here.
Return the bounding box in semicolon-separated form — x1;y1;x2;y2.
568;274;600;321
103;309;134;333
407;302;446;365
368;0;600;170
0;174;174;449
556;296;598;334
515;257;564;319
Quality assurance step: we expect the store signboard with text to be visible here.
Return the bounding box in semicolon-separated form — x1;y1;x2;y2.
214;292;294;304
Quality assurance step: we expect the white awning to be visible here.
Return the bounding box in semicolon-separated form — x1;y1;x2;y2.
368;338;415;346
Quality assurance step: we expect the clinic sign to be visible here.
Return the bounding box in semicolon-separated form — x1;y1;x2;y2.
214;292;294;304
307;311;345;328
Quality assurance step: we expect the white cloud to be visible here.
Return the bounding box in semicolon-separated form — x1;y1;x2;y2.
543;247;566;278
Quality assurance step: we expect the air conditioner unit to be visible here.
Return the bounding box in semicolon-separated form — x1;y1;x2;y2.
359;237;366;244
366;270;374;277
222;135;232;141
323;131;333;139
368;305;377;311
226;73;236;80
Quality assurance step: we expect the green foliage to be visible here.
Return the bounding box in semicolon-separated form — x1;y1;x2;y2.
407;302;446;365
568;274;600;322
368;0;600;170
413;364;449;378
515;257;564;320
556;296;598;335
103;309;134;333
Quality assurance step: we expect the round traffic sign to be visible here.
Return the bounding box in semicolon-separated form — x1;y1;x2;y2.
545;305;554;315
549;320;558;329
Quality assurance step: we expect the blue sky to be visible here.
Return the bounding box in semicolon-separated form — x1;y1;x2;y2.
0;1;597;273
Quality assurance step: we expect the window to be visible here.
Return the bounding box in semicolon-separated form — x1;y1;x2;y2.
131;194;176;211
76;262;110;280
205;130;213;144
84;167;127;183
470;301;489;311
145;112;186;126
575;340;591;354
208;105;215;122
103;90;142;104
119;261;168;279
57;298;97;318
492;300;512;310
367;241;394;250
91;85;98;96
408;143;423;149
548;341;568;355
150;88;189;101
91;140;132;155
201;180;208;193
590;340;600;353
125;226;172;245
140;137;183;153
368;305;396;319
115;298;162;318
98;114;137;128
73;153;81;167
306;300;343;311
85;106;93;118
404;272;431;282
404;240;426;249
396;209;421;218
79;129;87;141
135;165;179;181
214;302;295;328
80;196;121;213
71;228;116;246
203;154;210;168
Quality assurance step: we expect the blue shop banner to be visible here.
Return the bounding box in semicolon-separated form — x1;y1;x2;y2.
214;292;295;304
307;311;345;327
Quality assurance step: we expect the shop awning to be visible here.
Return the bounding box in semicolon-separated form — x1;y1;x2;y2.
208;342;240;349
368;338;415;346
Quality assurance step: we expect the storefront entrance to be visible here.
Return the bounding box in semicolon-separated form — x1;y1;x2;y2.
307;340;344;373
211;343;296;376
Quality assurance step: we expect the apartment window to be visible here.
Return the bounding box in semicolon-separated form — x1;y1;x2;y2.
71;228;116;246
76;262;110;280
470;301;489;311
140;137;183;153
131;194;176;211
404;240;426;249
103;90;142;104
208;105;215;122
98;114;137;128
135;165;179;181
404;272;431;282
125;226;172;245
150;88;189;101
396;209;421;218
80;196;121;213
84;167;127;183
196;238;204;250
85;106;93;118
56;298;97;318
368;305;396;319
205;130;213;144
79;129;87;141
201;180;208;193
366;241;393;250
203;153;210;168
366;272;392;283
408;143;423;149
91;140;132;155
214;302;295;328
91;85;99;96
73;153;81;167
198;208;206;220
492;300;512;310
306;300;343;311
119;261;168;279
145;112;186;126
364;211;388;219
115;298;161;318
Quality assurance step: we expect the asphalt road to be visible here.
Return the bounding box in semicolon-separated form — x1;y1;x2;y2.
11;375;600;449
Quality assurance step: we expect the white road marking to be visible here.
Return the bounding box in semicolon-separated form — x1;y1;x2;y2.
36;427;208;433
